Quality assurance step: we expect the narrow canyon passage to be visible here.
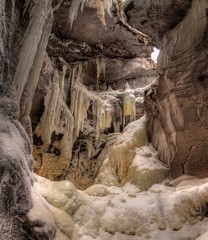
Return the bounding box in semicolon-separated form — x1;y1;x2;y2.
0;0;208;239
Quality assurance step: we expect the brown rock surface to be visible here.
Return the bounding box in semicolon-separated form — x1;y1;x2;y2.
124;0;192;46
145;0;208;178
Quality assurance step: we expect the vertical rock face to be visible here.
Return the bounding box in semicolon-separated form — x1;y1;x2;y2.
145;0;208;178
0;0;26;89
0;0;56;238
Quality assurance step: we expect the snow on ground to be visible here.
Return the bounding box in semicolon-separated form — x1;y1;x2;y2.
32;117;208;240
34;174;208;240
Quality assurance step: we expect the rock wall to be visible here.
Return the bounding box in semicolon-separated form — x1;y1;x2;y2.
145;0;208;178
0;0;56;238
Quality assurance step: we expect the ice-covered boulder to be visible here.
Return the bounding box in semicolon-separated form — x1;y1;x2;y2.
95;116;168;189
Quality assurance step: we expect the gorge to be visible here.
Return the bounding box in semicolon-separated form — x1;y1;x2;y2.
1;0;208;239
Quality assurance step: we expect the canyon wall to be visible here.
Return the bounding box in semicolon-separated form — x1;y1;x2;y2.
1;0;208;239
143;0;208;178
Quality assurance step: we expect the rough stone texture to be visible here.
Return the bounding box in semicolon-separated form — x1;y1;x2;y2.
0;0;27;90
51;1;152;60
0;97;56;239
124;0;192;46
145;0;208;178
0;0;57;238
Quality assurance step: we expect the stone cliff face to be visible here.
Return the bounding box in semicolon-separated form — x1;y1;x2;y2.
144;0;208;178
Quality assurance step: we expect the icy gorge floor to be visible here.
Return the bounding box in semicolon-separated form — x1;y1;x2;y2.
31;117;208;240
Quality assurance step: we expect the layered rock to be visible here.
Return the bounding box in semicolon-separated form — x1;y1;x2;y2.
0;0;56;238
145;0;208;178
124;0;192;46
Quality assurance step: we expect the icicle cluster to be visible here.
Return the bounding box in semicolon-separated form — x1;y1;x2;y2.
96;58;106;81
68;0;85;29
69;60;110;142
11;0;53;103
69;0;112;28
93;98;112;141
34;66;74;179
86;0;112;25
122;82;136;126
70;82;91;140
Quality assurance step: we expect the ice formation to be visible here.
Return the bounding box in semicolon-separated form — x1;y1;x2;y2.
34;68;74;180
69;0;86;29
70;82;91;139
33;55;147;185
33;60;114;182
2;94;208;240
96;58;106;89
11;0;53;103
31;116;208;239
95;115;168;188
85;0;112;26
69;0;113;28
122;83;136;126
34;164;208;240
0;96;56;239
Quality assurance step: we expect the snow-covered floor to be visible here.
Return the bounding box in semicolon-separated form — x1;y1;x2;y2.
30;117;208;240
34;174;208;240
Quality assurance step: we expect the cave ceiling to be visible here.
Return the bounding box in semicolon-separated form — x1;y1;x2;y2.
47;0;193;88
48;0;156;88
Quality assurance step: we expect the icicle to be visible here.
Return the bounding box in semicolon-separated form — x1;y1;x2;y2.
70;82;91;141
59;64;67;90
77;62;84;81
105;108;112;129
96;1;106;26
130;93;136;121
93;98;102;141
34;67;75;179
125;81;130;90
122;83;136;126
85;0;112;26
68;0;86;29
100;108;106;132
86;140;93;159
11;0;53;103
95;58;106;89
113;122;120;133
35;70;60;146
123;93;132;117
70;61;84;85
103;0;112;16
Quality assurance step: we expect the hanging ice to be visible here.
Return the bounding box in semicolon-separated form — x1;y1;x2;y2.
68;0;86;29
69;0;113;28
